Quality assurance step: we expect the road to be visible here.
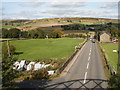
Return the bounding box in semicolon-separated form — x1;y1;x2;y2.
62;40;107;88
16;40;108;89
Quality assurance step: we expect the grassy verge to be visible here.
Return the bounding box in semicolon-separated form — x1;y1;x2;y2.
101;43;118;72
97;42;111;79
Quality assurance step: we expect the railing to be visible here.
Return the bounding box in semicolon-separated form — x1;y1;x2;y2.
42;79;108;89
14;79;109;89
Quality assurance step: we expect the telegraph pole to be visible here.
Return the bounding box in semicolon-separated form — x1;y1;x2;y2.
7;40;10;57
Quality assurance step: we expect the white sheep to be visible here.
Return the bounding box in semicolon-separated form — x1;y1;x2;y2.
34;62;42;70
26;61;35;71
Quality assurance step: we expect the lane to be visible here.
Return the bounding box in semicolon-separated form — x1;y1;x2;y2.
86;42;107;88
87;42;106;79
64;41;92;81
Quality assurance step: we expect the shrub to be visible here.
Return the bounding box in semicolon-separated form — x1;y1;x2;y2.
31;68;49;80
109;74;120;88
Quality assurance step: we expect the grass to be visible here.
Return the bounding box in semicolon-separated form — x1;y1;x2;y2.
9;38;84;61
101;43;118;71
8;38;84;81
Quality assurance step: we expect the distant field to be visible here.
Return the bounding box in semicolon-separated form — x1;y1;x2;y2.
9;38;84;61
2;17;117;30
101;43;118;71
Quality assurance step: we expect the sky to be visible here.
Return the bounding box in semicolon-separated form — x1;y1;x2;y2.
1;0;120;20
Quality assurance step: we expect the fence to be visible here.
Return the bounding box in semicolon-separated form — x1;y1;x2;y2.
42;79;108;88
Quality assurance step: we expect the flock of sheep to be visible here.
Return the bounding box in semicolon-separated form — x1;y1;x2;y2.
13;60;55;75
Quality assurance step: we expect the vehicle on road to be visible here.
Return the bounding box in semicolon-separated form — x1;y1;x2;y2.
92;39;96;43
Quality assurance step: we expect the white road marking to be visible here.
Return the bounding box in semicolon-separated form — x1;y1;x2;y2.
90;49;92;52
83;72;87;84
87;62;89;69
89;52;91;56
88;56;90;61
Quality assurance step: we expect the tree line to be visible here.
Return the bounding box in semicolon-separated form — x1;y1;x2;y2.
2;22;119;39
2;28;64;39
62;23;118;31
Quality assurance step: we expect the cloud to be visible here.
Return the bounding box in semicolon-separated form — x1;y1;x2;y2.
100;2;118;8
2;0;120;2
2;0;48;2
2;1;118;19
2;7;118;19
18;2;48;8
0;6;5;16
37;8;108;18
50;2;86;8
104;0;119;2
103;9;113;13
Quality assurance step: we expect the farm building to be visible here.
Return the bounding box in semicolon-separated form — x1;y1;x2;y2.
100;32;111;42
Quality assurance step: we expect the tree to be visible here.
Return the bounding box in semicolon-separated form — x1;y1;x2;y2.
94;31;101;41
2;43;17;88
62;24;85;30
107;26;118;38
36;28;45;39
28;30;36;38
52;28;64;38
2;28;9;38
8;28;21;38
21;31;28;38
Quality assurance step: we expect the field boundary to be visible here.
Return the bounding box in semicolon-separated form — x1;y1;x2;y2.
56;39;87;74
98;42;116;76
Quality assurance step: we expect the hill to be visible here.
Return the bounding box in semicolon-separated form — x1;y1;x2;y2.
1;17;118;31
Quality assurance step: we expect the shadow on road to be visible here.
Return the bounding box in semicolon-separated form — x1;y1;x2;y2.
15;79;108;89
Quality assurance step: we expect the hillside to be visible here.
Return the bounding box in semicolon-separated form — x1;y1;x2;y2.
2;17;118;31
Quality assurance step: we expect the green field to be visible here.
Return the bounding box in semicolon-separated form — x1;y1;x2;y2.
101;43;118;71
10;38;84;61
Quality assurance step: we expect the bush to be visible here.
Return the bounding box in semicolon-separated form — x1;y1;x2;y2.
109;74;120;88
8;28;21;38
52;28;64;38
31;68;49;80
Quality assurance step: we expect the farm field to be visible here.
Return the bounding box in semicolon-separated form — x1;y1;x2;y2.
101;43;118;71
10;38;84;61
2;17;117;30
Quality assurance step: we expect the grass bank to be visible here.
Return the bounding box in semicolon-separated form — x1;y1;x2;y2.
101;43;118;72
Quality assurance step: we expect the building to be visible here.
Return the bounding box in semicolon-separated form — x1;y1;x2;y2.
100;32;111;42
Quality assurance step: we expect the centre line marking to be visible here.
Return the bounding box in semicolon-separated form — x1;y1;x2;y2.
83;72;87;84
90;49;91;52
88;56;90;61
87;62;89;69
89;52;91;56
